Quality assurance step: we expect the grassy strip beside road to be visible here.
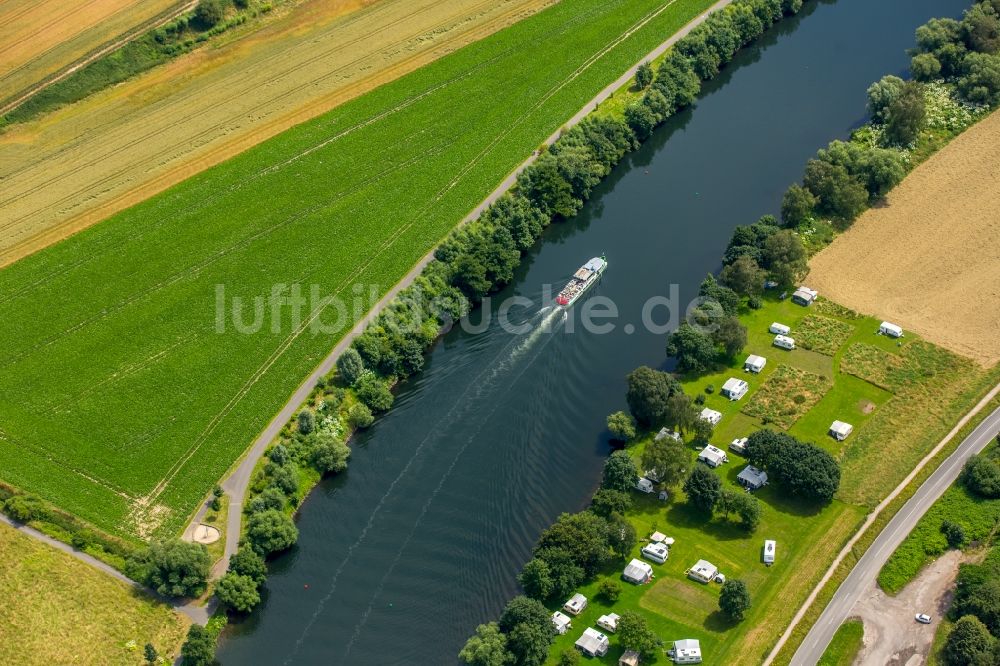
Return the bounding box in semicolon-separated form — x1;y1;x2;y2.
0;0;719;539
817;620;863;666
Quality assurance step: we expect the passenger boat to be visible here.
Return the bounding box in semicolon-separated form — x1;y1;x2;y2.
555;256;607;307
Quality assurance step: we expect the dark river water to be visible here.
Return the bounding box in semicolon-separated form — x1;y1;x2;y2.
218;0;969;663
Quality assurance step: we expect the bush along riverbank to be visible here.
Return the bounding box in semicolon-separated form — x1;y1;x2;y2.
1;0;277;128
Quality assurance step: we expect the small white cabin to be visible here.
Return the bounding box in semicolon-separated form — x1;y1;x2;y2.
879;321;904;338
670;639;703;664
699;407;722;426
641;541;669;564
623;558;653;585
737;465;768;491
575;627;610;658
773;334;796;350
552;611;573;635
597;613;620;633
698;444;728;468
563;593;587;616
744;354;767;373
769;322;791;335
730;437;748;455
792;286;818;306
829;420;854;441
763;540;777;566
721;377;749;401
687;559;719;584
636;477;655;494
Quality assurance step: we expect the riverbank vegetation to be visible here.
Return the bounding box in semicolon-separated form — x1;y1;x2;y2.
1;0;277;129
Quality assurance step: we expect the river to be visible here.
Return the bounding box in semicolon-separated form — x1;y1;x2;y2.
217;0;969;663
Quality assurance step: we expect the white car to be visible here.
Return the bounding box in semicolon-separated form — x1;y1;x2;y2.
915;613;932;624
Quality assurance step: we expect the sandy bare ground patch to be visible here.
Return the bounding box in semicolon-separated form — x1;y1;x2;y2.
0;0;555;266
807;109;1000;367
0;0;182;101
851;549;966;666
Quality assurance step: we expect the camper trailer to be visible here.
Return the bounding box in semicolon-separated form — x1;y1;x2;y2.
641;541;669;564
636;477;655;494
773;334;796;350
669;639;703;664
721;377;749;401
744;354;767;373
792;287;818;306
769;322;791;335
697;445;728;468
763;540;776;566
730;438;748;455
879;321;904;338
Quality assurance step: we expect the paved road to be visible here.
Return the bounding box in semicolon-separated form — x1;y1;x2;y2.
790;404;1000;665
189;0;738;576
0;513;211;624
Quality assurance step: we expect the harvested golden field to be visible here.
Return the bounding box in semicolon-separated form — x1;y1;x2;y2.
0;0;183;103
808;107;1000;367
0;524;188;665
0;0;555;266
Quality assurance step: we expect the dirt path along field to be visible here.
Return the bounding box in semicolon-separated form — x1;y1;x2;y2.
0;0;556;266
807;107;1000;367
0;0;183;103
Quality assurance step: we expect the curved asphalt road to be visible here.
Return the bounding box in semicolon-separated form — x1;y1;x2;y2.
789;403;1000;665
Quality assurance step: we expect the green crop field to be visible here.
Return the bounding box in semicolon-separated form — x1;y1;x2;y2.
538;295;996;664
0;0;719;539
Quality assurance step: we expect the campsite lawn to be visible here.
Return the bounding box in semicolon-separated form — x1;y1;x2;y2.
0;0;719;539
0;523;188;665
541;294;996;664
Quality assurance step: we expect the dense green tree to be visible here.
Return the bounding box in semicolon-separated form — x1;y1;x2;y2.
534;512;612;576
459;623;511;666
499;595;551;634
641;435;689;487
557;649;580;666
714;316;748;358
720;254;765;295
803;159;868;224
3;494;46;523
180;625;216;666
911;52;943;81
246;509;299;555
518;558;554;600
144;643;158;663
666;323;717;374
718;489;761;531
624;101;657;140
297;409;314;435
589;489;632;518
517;154;580;219
691;416;715;445
684;466;722;514
617;611;659;660
216;572;261;613
885;81;927;146
943;615;995;666
228;546;267;584
866;75;906;122
625;366;678;426
962;3;1000;54
533;548;584;599
635;61;654;89
964;454;1000;498
336;348;365;385
664;391;698;434
941;520;967;549
194;0;227;28
499;596;554;666
699;274;741;315
311;432;350;474
265;461;298;496
745;430;840;502
642;88;672;122
653;51;701;111
719;579;752;620
598;579;621;602
347;402;374;429
246;487;285;514
958;52;1000;105
354;373;394;412
957;577;1000;635
132;540;211;599
606;512;637;560
761;229;807;288
607;411;637;441
602;450;640;494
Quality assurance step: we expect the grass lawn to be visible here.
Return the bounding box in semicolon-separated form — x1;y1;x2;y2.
817;619;864;666
541;293;995;664
0;0;719;539
0;523;188;665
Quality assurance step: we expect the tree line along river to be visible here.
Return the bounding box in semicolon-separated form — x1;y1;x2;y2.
217;0;970;662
